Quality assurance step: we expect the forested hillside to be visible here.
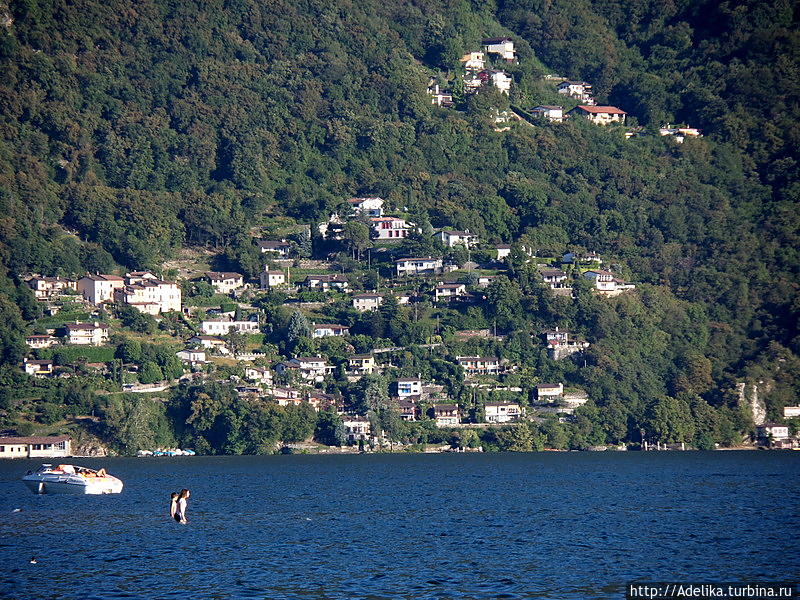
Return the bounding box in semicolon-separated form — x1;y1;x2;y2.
0;0;798;451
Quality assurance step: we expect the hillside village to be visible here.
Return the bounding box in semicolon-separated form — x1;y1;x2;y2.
16;184;800;453
427;37;702;141
3;4;796;458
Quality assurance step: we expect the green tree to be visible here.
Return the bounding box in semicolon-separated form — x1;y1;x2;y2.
342;221;372;260
139;361;164;384
287;311;312;346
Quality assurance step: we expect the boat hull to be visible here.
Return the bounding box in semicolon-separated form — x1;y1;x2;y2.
22;474;123;495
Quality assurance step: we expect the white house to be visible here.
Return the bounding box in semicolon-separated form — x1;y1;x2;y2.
476;275;498;289
583;270;635;296
756;423;790;443
258;240;292;256
65;322;109;346
456;356;500;375
188;335;228;354
482;37;516;61
244;366;272;385
428;83;454;107
464;74;483;92
23;359;54;377
535;383;564;401
176;349;206;364
349;354;376;375
542;327;590;360
435;283;467;302
200;319;259;335
568;105;626;125
276;357;333;382
260;270;287;290
0;435;71;459
557;80;594;103
25;334;58;349
784;406;800;418
562;251;602;265
370;216;411;240
27;276;76;300
77;274;125;305
491;70;512;94
311;324;350;338
206;272;244;294
659;124;702;143
531;105;564;122
433;404;460;427
397;377;422;398
435;230;478;248
495;244;512;260
304;274;349;291
115;277;182;314
485;401;523;423
539;268;568;288
342;416;371;443
352;293;383;312
460;51;485;71
398;398;418;421
348;197;384;217
395;257;443;276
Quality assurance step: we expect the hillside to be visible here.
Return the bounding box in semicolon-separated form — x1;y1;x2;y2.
0;0;798;452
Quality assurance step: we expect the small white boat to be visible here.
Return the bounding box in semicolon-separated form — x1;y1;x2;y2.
22;464;124;495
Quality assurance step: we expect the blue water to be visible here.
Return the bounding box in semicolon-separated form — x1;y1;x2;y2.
0;451;798;599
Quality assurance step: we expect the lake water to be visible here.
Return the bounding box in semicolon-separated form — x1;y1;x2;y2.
1;451;798;599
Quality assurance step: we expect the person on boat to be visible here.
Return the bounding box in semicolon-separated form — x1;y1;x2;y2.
170;492;179;521
96;468;107;477
175;489;190;524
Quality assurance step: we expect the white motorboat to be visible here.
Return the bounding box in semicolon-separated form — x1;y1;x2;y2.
22;464;124;495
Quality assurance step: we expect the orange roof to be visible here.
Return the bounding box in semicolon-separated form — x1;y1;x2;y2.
575;105;626;115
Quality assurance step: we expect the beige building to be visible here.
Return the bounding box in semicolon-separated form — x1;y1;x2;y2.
349;354;376;375
435;283;467;302
456;356;500;375
27;276;76;300
65;322;109;346
435;230;478;249
77;274;125;305
531;105;564;122
433;404;460;427
343;416;371;443
568;105;626;125
485;401;523;423
26;334;58;349
395;257;443;276
460;51;485;71
207;272;244;294
260;270;287;290
352;293;383;312
201;319;259;335
0;435;71;458
311;324;349;338
275;357;333;382
557;80;594;103
112;273;181;314
535;383;564;401
583;270;636;296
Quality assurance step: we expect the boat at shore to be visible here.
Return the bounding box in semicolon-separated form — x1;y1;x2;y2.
137;448;195;457
22;464;124;495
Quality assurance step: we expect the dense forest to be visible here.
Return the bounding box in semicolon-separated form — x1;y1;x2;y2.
0;0;798;452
